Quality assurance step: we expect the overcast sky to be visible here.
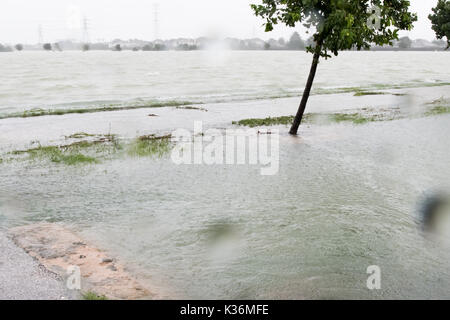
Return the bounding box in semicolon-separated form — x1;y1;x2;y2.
0;0;441;44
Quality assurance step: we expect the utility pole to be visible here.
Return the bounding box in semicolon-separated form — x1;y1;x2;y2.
82;16;90;43
38;24;44;44
153;3;159;40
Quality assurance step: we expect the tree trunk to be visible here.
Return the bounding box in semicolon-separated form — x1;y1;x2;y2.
289;45;322;135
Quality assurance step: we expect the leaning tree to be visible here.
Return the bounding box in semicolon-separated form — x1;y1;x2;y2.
429;0;450;50
251;0;417;135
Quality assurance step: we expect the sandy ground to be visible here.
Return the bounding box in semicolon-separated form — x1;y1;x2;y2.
0;232;72;300
8;223;153;300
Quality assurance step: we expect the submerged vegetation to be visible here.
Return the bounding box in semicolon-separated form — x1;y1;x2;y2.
1;83;449;121
175;106;208;112
353;91;388;97
425;97;450;116
7;133;173;166
127;135;172;158
232;111;398;127
0;101;198;120
64;132;97;139
425;105;450;116
2;98;448;166
232;116;295;128
232;99;450;128
24;145;98;165
353;91;406;97
312;82;450;97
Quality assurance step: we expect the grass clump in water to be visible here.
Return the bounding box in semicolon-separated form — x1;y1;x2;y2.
232;113;373;127
424;97;450;116
329;113;373;124
353;91;406;97
0;101;199;120
25;145;98;165
354;91;387;97
127;135;172;158
65;132;97;139
8;133;174;166
232;116;295;128
82;291;108;300
232;110;401;128
425;105;450;116
22;108;46;117
59;154;98;165
175;106;208;112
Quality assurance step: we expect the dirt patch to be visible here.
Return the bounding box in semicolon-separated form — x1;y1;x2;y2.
9;223;153;300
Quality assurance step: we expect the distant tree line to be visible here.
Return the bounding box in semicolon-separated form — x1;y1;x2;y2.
1;32;448;53
0;44;13;52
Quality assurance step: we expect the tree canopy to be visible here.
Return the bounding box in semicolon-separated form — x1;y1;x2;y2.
288;31;306;49
429;0;450;49
251;0;417;58
397;36;412;48
251;0;417;135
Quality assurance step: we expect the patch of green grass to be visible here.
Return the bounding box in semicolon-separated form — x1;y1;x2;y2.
127;135;172;158
82;291;108;300
425;105;450;116
26;146;63;160
314;82;450;96
175;106;208;112
59;154;98;165
0;101;198;120
23;145;98;165
424;97;450;116
232;116;295;128
427;96;449;105
22;108;46;117
232;110;401;128
354;91;406;97
354;91;387;97
8;133;174;166
65;132;97;139
329;113;373;124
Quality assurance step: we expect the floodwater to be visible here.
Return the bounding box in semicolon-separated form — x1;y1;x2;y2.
0;51;450;299
0;51;449;115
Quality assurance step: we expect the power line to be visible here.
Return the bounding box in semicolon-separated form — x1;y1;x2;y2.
38;24;43;44
153;3;159;40
82;16;90;43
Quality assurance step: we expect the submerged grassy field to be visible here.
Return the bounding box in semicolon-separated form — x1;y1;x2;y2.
1;82;449;121
0;101;198;120
233;98;450;128
6;133;173;166
232;110;400;127
1;97;449;167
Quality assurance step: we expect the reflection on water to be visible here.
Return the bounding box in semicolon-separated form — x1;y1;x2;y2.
1;114;450;299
